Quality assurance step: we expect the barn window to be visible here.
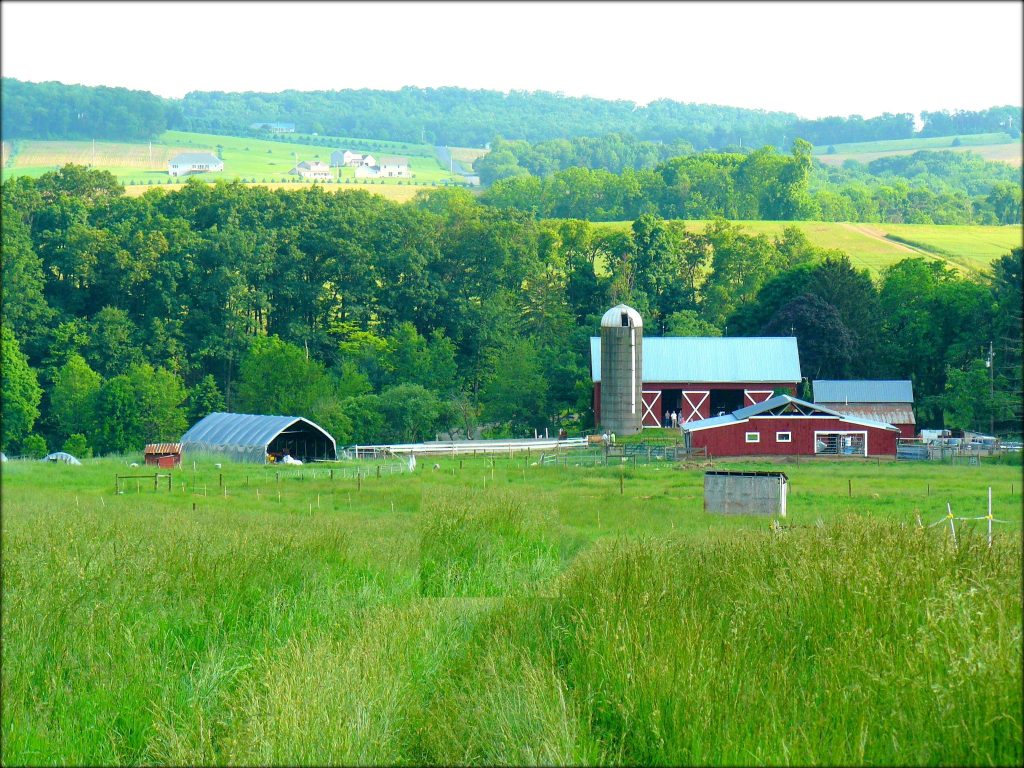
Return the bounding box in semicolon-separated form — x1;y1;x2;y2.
777;432;792;442
745;432;760;443
621;312;629;327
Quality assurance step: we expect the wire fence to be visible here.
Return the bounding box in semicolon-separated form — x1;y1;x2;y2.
922;487;1013;548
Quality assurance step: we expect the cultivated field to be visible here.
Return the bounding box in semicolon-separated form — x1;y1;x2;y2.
592;219;1023;276
0;131;477;188
1;454;1021;765
812;132;1022;166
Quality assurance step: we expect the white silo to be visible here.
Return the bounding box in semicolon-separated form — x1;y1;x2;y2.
599;303;643;435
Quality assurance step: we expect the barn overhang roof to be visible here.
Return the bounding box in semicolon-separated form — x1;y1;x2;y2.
682;395;901;433
590;336;801;384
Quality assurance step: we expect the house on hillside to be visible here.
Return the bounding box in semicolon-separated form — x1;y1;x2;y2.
168;152;224;177
249;122;295;134
813;379;916;438
682;395;900;457
355;164;380;179
331;150;375;167
378;156;411;178
289;160;332;180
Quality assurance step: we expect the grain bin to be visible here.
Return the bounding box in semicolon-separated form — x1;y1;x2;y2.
599;303;643;435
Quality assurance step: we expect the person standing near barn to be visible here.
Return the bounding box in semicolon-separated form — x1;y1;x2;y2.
671;410;678;428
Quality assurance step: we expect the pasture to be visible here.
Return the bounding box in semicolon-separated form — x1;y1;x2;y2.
0;130;473;187
592;219;1022;276
812;132;1022;166
2;454;1021;765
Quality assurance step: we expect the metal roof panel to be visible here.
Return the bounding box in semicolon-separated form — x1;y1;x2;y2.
591;336;801;383
813;380;914;403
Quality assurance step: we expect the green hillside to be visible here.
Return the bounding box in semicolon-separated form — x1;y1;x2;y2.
592;220;1022;275
813;132;1021;166
1;131;468;187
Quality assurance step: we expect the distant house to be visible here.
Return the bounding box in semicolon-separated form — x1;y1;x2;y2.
813;380;916;439
249;122;295;133
289;160;332;180
378;156;411;178
331;150;375;167
355;164;380;179
168;152;223;177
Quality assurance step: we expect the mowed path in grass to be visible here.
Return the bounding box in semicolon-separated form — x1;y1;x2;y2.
592;219;1022;275
2;455;1021;764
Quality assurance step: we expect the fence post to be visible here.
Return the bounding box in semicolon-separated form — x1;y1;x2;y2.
988;487;993;548
848;479;852;498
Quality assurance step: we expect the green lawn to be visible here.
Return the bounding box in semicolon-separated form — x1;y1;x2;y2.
2;454;1021;764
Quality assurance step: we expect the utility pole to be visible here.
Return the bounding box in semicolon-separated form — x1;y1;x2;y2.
987;341;995;436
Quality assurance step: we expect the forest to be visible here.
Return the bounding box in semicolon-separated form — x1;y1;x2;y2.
479;141;1022;224
3;78;1021;149
2;166;1021;459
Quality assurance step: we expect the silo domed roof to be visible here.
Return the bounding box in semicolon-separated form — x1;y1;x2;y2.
600;304;643;328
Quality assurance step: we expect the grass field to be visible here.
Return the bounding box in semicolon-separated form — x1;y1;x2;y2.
2;453;1021;765
0;131;476;187
812;132;1022;166
592;219;1022;276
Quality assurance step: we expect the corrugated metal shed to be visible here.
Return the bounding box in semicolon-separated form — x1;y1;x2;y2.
180;412;336;464
144;443;181;454
590;336;800;383
813;380;913;403
820;404;915;426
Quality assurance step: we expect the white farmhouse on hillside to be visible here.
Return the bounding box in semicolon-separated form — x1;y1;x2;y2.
168;152;224;177
378;156;411;178
289;160;332;180
331;150;376;167
355;164;380;179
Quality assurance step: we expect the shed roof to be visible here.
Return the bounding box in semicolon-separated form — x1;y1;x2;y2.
813;380;913;403
145;443;181;454
169;152;221;165
682;394;901;433
590;336;800;383
180;412;336;463
378;155;409;165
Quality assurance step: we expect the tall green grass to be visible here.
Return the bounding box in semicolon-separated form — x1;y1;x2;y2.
2;457;1021;764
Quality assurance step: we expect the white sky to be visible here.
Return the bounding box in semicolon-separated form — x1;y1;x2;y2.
1;1;1021;119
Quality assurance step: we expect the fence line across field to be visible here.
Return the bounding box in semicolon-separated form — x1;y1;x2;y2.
924;487;1013;547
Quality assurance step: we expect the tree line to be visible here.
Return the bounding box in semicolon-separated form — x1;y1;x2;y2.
3;78;1020;151
480;143;1022;225
2;167;1020;458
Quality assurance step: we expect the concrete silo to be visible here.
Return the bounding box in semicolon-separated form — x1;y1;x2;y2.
599;303;643;435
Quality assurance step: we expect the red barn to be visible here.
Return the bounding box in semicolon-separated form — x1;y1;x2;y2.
590;336;802;428
682;395;900;457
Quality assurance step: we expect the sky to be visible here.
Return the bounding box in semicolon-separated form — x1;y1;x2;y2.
1;1;1021;119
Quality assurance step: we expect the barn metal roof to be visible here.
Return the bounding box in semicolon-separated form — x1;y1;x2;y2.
180;412;336;463
683;394;901;433
590;336;800;383
813;380;914;403
144;443;182;454
822;404;916;425
169;153;222;165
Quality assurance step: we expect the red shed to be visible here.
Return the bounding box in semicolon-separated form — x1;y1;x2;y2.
682;395;899;457
144;442;182;468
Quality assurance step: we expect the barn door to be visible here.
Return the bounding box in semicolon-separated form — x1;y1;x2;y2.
641;390;662;427
744;389;775;406
681;390;709;423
